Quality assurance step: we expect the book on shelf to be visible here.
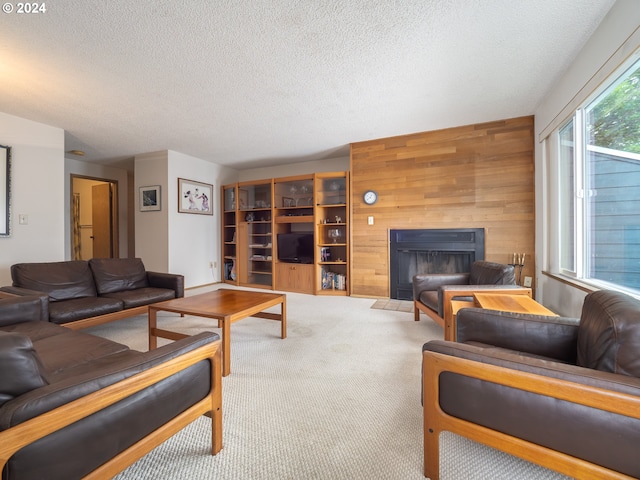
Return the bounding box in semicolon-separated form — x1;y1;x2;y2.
321;267;346;290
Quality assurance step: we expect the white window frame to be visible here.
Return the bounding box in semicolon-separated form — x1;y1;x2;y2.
555;51;640;294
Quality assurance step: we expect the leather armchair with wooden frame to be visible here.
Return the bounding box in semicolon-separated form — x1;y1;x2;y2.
413;261;530;337
422;290;640;479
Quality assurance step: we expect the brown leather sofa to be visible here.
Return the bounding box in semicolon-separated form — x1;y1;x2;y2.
0;258;183;329
422;290;640;479
0;294;222;479
413;261;529;338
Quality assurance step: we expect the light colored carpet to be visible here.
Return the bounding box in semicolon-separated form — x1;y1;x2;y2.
85;285;570;480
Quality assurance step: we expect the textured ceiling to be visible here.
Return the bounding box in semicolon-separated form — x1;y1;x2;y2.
0;0;616;170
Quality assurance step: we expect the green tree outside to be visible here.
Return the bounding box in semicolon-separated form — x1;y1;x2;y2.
588;63;640;154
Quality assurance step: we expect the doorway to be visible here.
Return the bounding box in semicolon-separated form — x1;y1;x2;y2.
71;175;119;260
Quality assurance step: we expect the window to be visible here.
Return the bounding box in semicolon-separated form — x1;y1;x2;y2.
558;54;640;293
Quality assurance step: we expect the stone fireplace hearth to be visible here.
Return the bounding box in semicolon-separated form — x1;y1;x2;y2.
389;228;485;300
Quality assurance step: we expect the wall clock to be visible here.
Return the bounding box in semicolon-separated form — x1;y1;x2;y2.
363;190;378;205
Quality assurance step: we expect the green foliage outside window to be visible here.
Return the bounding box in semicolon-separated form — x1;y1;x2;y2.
588;64;640;154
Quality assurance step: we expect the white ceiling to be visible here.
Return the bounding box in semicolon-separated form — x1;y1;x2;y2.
0;0;616;170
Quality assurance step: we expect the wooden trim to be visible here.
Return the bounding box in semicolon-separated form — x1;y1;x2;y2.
62;305;149;330
423;350;640;480
0;340;222;478
541;270;596;294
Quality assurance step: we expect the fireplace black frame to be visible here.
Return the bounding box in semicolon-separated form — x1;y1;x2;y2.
389;228;485;300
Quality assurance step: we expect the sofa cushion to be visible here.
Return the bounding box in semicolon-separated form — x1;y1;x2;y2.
29;327;130;377
577;290;640;377
11;261;97;301
48;297;124;325
0;331;48;407
101;287;176;309
469;261;515;285
89;258;149;294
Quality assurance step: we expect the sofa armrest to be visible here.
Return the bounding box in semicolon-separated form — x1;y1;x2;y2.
0;331;223;478
0;294;48;326
412;273;469;300
147;271;184;298
456;308;580;363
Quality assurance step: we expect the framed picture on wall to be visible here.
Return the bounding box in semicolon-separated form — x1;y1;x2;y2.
139;185;161;211
0;145;11;237
178;178;213;215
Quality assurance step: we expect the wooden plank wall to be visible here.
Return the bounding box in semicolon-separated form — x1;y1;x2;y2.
349;115;535;298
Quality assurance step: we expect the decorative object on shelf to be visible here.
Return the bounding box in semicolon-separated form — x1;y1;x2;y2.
334;215;342;223
245;212;255;222
139;185;161;212
0;145;11;237
283;197;295;207
239;189;248;209
328;181;340;191
363;190;378;205
328;228;342;244
178;178;213;215
230;259;237;280
224;188;235;210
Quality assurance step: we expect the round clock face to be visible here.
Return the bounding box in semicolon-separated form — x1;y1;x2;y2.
363;190;378;205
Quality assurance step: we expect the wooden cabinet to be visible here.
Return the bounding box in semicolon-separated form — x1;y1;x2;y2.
221;172;349;295
275;263;314;293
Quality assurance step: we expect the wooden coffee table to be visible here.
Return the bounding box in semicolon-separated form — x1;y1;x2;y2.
473;293;557;316
447;292;556;341
148;289;286;376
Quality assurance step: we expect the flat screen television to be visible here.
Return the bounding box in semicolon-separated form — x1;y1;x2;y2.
277;233;314;264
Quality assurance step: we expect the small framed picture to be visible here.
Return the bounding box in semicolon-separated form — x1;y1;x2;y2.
178;178;213;215
139;185;161;211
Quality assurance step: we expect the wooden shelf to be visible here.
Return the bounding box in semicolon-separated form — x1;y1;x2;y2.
276;215;314;223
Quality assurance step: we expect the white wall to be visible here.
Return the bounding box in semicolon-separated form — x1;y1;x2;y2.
134;151;170;272
134;150;237;288
167;150;231;287
65;157;131;259
534;0;640;316
0;112;65;285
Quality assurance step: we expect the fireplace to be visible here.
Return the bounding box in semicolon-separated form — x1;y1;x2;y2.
389;228;485;300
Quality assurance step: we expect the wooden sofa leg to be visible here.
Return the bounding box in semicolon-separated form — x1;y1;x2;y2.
414;301;421;321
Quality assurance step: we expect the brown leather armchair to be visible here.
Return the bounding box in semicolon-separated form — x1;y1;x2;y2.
413;261;528;335
422;290;640;479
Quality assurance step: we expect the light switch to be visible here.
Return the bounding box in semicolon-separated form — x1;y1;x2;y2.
367;216;374;225
18;214;28;225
